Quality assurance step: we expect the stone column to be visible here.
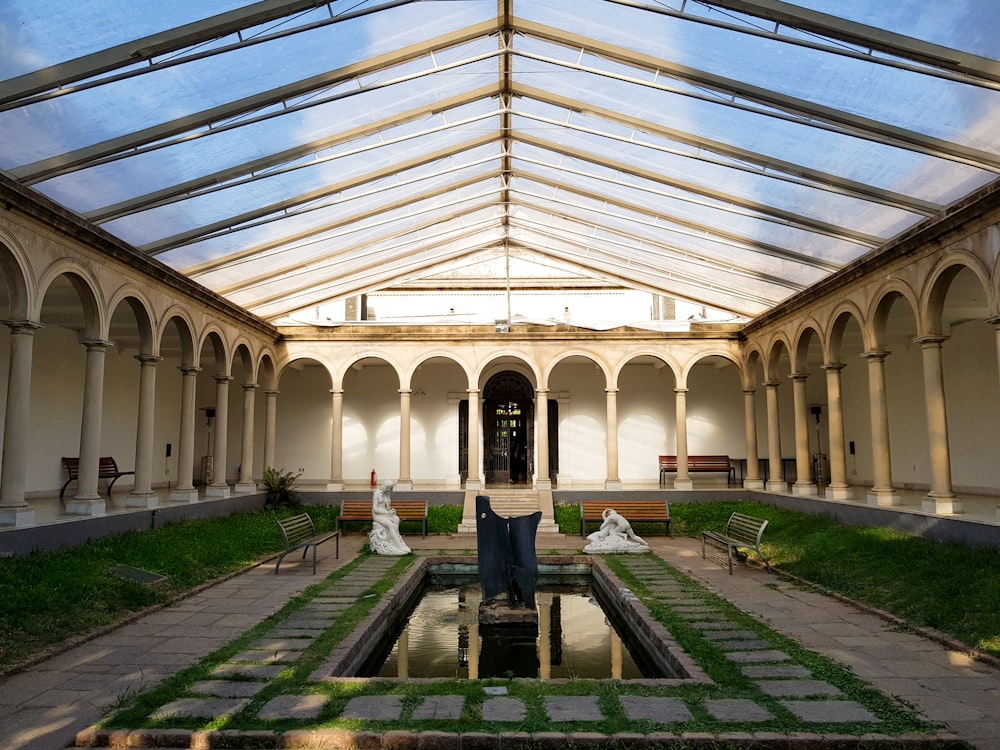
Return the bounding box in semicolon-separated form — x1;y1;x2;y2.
605;388;621;490
917;336;960;514
466;388;481;490
127;355;161;507
67;339;113;515
741;388;763;489
764;381;786;491
0;320;41;526
327;388;343;491
863;351;897;505
396;388;412;491
674;387;692;489
823;363;851;500
263;389;278;475
535;388;550;490
207;375;232;498
791;373;817;496
171;366;200;502
234;383;257;494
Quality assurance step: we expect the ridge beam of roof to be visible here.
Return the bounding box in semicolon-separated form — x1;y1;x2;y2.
87;85;502;224
214;199;499;296
140;132;499;255
515;19;1000;173
511;83;940;217
13;20;500;184
515;131;883;247
699;0;1000;84
512;170;840;273
184;172;502;276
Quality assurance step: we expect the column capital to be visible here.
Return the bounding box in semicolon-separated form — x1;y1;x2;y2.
987;316;1000;328
3;319;43;334
821;362;846;372
135;354;163;365
673;387;688;394
790;372;809;382
178;365;201;375
605;387;619;394
764;380;781;388
242;382;259;392
535;388;549;396
81;338;114;351
265;389;280;396
214;374;233;384
466;388;480;396
862;350;890;362
914;335;949;347
742;387;757;395
398;388;412;395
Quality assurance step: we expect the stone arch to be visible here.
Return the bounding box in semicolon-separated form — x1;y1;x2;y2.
406;350;472;390
549;350;614;390
869;280;920;350
37;262;104;339
921;252;991;337
828;301;867;363
158;308;198;367
790;318;824;374
199;328;230;376
107;289;155;355
0;228;34;319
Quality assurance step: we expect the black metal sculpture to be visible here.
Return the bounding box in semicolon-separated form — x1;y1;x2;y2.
475;495;540;610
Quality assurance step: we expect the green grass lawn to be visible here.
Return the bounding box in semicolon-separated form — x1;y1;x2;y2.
1;500;997;675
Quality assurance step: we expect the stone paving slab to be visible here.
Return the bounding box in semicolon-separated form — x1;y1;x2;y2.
544;695;603;722
340;695;403;721
412;695;465;720
229;649;299;663
151;697;248;720
703;698;774;722
190;680;268;698
248;638;314;651
780;700;881;723
701;629;759;640
715;639;774;650
724;649;792;663
482;696;527;722
741;664;813;678
757;679;844;697
619;696;693;723
257;694;327;720
211;663;286;679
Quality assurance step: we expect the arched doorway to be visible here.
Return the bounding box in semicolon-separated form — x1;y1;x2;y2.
483;371;533;487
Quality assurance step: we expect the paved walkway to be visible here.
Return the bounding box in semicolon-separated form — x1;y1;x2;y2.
2;533;998;749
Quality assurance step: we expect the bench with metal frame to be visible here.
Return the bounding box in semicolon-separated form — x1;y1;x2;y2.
659;455;735;486
701;511;771;574
60;456;134;499
275;512;339;574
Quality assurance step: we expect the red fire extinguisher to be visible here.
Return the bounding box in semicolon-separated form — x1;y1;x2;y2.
370;468;377;488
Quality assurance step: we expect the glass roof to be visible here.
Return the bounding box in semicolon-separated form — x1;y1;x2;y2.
2;0;999;324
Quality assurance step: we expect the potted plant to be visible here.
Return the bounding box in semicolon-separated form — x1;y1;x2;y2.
261;466;302;508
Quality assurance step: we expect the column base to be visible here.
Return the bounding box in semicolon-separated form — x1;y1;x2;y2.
792;481;818;497
65;497;106;516
535;479;552;490
742;478;764;490
672;480;693;490
867;489;899;506
604;479;623;491
394;480;413;491
205;484;231;499
326;480;344;491
765;480;787;492
464;479;482;491
170;487;199;503
234;482;257;495
0;505;35;527
922;495;962;515
824;483;852;501
125;492;159;508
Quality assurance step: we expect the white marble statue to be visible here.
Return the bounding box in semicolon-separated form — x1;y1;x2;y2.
583;507;649;554
369;479;411;555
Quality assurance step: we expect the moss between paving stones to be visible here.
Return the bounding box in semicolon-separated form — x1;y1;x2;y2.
88;551;966;749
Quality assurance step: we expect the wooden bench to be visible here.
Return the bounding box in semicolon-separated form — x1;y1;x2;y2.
60;456;134;498
579;499;671;538
701;511;771;574
659;455;735;486
337;498;428;537
275;512;340;574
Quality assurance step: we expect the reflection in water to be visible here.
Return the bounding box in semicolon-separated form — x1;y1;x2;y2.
374;585;644;679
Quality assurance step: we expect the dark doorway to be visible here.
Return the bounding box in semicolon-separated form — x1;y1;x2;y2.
484;371;533;487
